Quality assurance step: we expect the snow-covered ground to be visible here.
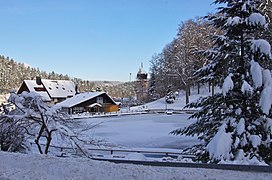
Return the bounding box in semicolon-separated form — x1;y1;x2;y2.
1;151;272;180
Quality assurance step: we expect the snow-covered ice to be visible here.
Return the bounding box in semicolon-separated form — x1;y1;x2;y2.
72;114;199;150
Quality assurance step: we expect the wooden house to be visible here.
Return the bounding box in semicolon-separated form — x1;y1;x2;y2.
55;92;119;114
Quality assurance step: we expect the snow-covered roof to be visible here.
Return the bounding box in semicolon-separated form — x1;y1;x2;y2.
41;79;76;98
55;92;105;108
24;80;43;92
23;80;51;101
20;79;76;101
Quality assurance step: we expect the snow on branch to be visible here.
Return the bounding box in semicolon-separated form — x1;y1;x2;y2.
251;39;272;59
250;60;263;88
226;16;241;26
207;123;233;161
259;85;272;115
236;118;245;136
241;80;253;94
259;69;272;115
250;135;262;148
262;69;272;87
247;13;267;26
222;74;234;97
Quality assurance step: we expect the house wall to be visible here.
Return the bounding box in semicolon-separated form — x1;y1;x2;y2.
104;104;119;112
60;107;70;114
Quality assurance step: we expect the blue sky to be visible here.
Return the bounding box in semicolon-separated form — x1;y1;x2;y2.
0;0;218;82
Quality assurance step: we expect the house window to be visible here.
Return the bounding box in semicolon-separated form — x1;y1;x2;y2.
97;97;103;104
34;87;46;92
73;107;84;114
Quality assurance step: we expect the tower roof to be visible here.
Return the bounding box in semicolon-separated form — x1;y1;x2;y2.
137;67;147;75
137;63;147;79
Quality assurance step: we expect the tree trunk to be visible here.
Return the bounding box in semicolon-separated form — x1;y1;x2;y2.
198;83;200;94
185;84;190;104
35;124;45;154
45;132;52;155
212;80;215;96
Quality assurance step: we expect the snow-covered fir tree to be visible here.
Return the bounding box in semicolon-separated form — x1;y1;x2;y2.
172;0;272;164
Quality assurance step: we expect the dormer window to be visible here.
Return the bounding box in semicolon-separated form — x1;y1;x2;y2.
97;97;103;104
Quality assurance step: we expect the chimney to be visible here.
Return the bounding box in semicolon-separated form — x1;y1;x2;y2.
36;76;42;85
75;84;79;94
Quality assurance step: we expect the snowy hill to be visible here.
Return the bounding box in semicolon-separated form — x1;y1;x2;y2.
130;86;220;111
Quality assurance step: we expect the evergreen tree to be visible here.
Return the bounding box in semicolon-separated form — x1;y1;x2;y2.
172;0;272;164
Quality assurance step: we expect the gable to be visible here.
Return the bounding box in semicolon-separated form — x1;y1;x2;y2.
17;80;51;102
17;81;30;94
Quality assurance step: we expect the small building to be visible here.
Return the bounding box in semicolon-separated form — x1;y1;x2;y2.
17;78;77;104
55;92;119;114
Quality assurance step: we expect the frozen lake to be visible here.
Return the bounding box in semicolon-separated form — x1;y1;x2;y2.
70;113;199;150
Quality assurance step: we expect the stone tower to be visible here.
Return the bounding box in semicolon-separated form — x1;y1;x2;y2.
135;63;148;103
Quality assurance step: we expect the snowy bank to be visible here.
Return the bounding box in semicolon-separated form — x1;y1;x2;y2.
130;86;220;112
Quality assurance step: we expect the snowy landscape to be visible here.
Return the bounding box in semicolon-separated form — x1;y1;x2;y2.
1;0;272;179
1;86;272;179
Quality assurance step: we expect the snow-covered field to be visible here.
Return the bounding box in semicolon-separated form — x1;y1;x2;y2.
1;151;272;180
